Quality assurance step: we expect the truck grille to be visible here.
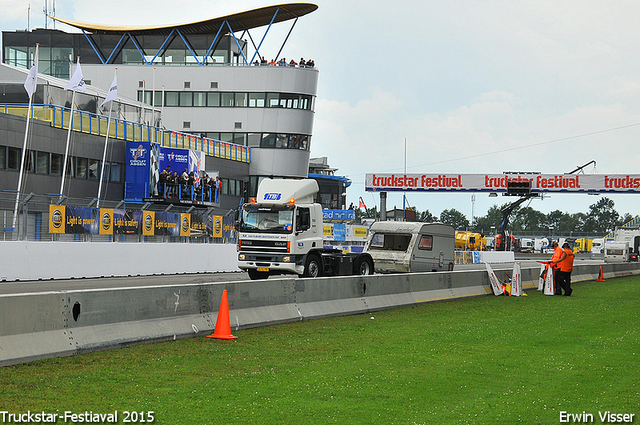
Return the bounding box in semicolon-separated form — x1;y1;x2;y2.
239;239;289;253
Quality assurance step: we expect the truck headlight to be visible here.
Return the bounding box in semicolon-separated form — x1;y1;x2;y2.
283;256;291;263
239;254;246;261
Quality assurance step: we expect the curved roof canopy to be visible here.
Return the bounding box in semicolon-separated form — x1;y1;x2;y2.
51;3;318;36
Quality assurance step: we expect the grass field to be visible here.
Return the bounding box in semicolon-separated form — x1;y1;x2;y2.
1;276;639;425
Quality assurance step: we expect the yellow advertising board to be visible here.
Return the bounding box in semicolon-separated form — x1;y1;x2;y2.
212;215;223;238
180;213;191;237
142;211;155;236
48;204;65;234
352;226;368;238
99;208;114;235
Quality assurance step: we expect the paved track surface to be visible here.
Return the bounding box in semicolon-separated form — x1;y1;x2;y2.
0;253;604;295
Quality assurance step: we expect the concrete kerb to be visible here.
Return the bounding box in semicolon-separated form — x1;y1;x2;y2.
2;263;640;366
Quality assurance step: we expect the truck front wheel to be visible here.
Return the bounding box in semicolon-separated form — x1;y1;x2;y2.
303;254;322;278
355;256;374;275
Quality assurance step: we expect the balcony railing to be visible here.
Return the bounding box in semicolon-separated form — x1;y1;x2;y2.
0;103;251;163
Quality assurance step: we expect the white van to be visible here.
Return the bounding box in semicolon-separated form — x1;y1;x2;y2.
364;222;455;273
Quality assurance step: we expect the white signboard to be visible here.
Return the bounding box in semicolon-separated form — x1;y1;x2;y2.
365;173;640;193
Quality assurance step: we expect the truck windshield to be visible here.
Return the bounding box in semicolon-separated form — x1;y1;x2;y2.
240;204;294;233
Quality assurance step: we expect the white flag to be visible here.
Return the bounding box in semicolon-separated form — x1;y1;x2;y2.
100;75;118;109
511;262;522;296
65;60;86;92
23;49;39;98
485;263;504;296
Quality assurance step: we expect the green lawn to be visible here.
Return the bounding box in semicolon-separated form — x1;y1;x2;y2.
1;276;639;425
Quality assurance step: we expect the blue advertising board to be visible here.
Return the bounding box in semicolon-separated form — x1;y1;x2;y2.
125;142;205;202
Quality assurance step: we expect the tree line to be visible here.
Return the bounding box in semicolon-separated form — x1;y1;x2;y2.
356;197;636;237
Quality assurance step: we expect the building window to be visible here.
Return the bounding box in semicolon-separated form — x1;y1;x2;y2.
233;133;247;146
110;162;122;182
88;159;99;180
221;93;234;107
65;157;74;177
193;92;207;107
184;82;191;89
36;151;49;174
0;146;5;169
51;153;62;176
165;92;179;107
261;133;276;148
24;150;35;173
266;93;279;107
179;92;193;107
248;93;265;107
235;92;247;107
76;157;88;178
247;133;261;147
210;82;218;89
7;147;20;170
183;121;191;129
207;92;220;107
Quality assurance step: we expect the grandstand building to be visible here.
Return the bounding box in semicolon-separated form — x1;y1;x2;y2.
0;4;321;239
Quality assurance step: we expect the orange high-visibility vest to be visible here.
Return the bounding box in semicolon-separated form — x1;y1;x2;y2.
560;248;574;272
551;246;563;267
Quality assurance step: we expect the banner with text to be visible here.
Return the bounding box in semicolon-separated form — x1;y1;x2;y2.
48;206;219;237
365;173;640;193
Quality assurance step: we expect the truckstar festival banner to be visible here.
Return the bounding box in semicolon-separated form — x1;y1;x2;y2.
365;173;640;193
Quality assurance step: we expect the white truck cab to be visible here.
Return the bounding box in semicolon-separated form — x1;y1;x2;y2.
237;179;374;279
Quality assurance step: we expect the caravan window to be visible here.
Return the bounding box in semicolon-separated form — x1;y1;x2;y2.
370;233;411;251
418;235;433;250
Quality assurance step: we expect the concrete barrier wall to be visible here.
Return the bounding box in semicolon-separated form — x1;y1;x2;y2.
1;262;639;366
0;241;239;281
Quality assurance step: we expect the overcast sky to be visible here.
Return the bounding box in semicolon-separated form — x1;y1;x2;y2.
3;0;640;225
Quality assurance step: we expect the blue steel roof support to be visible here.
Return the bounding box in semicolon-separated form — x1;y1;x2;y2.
104;33;128;64
203;24;225;62
128;33;151;65
248;6;279;65
176;29;203;65
224;20;249;65
149;29;176;65
275;17;298;62
81;30;106;64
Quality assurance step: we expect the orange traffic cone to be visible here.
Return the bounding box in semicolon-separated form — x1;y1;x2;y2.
597;266;605;282
206;290;238;340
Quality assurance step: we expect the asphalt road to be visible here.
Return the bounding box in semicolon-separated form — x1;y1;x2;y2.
0;253;604;295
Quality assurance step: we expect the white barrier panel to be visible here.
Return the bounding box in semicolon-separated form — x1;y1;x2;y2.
1;263;639;366
0;241;239;281
478;251;515;263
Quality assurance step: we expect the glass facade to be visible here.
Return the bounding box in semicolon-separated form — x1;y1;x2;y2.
0;145;122;182
2;29;241;72
138;90;314;111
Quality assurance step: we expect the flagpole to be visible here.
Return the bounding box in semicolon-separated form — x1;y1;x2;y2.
97;95;114;209
11;81;34;232
11;44;39;234
59;87;76;201
97;69;118;209
59;56;86;203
